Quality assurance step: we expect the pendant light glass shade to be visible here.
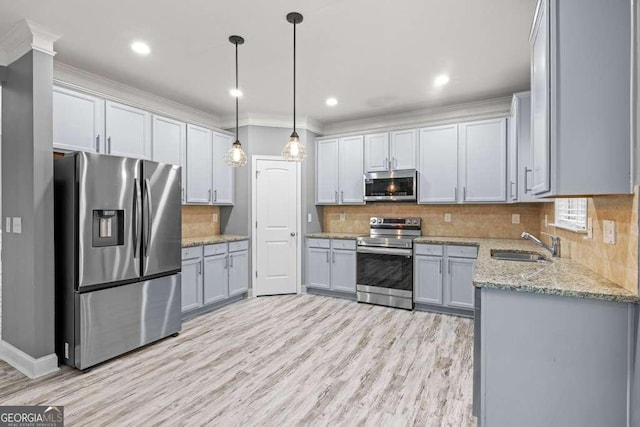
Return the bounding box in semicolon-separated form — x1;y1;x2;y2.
225;35;247;167
282;12;306;162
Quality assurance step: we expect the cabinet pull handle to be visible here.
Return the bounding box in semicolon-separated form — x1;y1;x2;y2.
107;136;112;154
439;259;442;274
511;181;516;199
454;186;458;200
448;260;451;275
385;157;389;170
463;187;467;200
229;254;233;268
214;189;217;202
524;167;532;193
341;191;344;202
332;251;335;263
224;256;228;269
335;191;338;203
96;135;100;152
208;189;212;202
197;261;201;276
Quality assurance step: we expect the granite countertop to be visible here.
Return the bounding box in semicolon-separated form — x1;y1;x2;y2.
182;235;249;248
414;236;639;304
306;232;366;240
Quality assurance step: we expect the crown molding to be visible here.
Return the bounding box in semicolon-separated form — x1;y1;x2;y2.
322;96;514;137
0;19;62;66
53;61;223;130
220;112;324;135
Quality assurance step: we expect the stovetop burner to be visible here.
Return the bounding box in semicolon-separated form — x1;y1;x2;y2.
357;217;422;248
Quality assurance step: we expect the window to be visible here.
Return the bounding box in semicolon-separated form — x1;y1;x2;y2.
553;198;588;232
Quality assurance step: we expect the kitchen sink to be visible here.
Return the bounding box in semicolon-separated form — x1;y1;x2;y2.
490;250;550;263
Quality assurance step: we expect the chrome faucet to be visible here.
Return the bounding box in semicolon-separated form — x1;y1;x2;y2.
521;231;561;257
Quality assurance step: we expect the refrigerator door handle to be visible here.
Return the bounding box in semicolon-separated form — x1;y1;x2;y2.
143;178;152;257
133;178;142;259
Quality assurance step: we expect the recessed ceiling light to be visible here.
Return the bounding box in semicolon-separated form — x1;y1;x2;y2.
326;97;338;106
230;88;243;97
131;41;151;55
433;74;450;87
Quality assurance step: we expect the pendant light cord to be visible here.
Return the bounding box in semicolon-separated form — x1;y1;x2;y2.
235;41;239;142
293;20;296;135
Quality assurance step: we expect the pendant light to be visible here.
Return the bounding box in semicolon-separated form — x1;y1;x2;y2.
224;35;248;167
281;12;306;162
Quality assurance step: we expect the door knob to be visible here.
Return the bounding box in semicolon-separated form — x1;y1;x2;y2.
290;232;296;237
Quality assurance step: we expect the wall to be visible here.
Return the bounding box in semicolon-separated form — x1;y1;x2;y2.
323;203;547;239
182;205;220;239
540;188;639;294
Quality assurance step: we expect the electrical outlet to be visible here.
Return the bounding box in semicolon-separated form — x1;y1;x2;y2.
444;213;451;223
12;217;22;234
511;214;520;224
308;213;312;223
212;213;218;223
5;217;10;233
339;212;346;221
603;220;616;244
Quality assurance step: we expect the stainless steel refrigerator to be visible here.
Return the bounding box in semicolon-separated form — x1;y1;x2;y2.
54;152;182;370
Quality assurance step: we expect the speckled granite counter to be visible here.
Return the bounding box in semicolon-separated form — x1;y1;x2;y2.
182;235;249;248
306;233;365;240
414;236;639;303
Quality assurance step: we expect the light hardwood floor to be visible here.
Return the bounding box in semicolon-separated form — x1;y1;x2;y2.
0;294;475;426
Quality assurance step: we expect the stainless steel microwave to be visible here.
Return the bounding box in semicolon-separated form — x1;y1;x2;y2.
364;170;417;202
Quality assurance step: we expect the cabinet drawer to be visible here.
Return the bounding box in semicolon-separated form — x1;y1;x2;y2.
447;245;478;259
182;246;202;260
414;244;444;256
332;239;356;250
307;238;331;249
204;243;228;257
228;240;249;253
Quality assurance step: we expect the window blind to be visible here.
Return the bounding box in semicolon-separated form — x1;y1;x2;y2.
554;198;588;231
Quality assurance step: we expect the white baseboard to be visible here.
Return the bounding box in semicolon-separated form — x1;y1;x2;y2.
0;340;59;378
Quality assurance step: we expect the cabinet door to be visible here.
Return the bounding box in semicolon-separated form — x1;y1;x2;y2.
418;124;459;203
316;139;339;204
339;136;364;204
364;133;390;172
459;118;507;202
203;253;229;305
212;132;234;205
186;124;213;203
307;247;331;289
414;255;443;305
53;86;105;153
228;250;248;296
390;129;417;170
330;249;356;293
105;101;151;159
152;115;186;202
508;113;518;201
514;93;537;202
530;0;550;195
181;257;203;312
445;257;475;310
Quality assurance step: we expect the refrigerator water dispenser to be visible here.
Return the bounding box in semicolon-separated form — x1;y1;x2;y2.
92;210;124;247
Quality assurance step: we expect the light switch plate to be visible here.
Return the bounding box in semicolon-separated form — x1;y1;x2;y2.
212;213;218;223
307;213;312;223
603;220;616;244
511;214;521;224
444;213;451;223
5;217;10;233
339;212;346;221
12;217;22;234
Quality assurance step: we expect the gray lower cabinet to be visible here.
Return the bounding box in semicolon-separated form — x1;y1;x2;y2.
306;238;356;294
414;244;476;314
181;240;249;315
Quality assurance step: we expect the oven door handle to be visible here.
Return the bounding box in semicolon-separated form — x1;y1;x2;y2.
357;246;412;257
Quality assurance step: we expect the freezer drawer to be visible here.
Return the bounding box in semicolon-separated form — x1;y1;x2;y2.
76;274;181;369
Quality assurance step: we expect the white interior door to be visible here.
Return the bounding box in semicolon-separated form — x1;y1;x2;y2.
254;158;298;296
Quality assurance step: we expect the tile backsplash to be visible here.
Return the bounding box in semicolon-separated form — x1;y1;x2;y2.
323;203;548;239
182;205;220;239
540;187;639;294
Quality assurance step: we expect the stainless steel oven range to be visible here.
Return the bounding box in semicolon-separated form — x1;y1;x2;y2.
356;217;421;310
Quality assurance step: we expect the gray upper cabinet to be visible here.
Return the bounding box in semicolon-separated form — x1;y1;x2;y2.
212;132;234;205
53;86;105;153
414;255;443;305
390;129;417;170
203;252;229;305
364;133;390;172
330;249;356;293
105;101;151;159
510;92;540;203
316;139;340;204
364;130;416;173
529;0;631;196
445;257;475;310
418;124;459;203
152;115;186;202
228;249;249;296
186;124;213;204
339;136;365;204
508;115;518;201
459;118;507;203
316;137;364;205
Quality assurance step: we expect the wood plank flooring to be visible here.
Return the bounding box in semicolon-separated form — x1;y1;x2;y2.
0;294;475;426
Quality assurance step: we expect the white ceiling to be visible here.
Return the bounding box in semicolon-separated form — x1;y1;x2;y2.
0;0;536;125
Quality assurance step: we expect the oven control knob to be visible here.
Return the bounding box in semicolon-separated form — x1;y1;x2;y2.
377;218;383;224
370;218;376;224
